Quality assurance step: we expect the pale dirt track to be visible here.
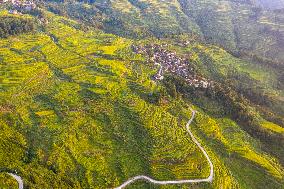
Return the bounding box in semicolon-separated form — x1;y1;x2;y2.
8;173;23;189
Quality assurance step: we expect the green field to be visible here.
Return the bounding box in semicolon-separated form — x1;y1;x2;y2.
0;3;283;189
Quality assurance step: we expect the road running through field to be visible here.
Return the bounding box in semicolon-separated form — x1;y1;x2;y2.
3;110;212;189
154;62;164;80
8;173;23;189
114;109;214;189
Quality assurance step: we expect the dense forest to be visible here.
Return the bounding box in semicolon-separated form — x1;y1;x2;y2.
0;17;34;38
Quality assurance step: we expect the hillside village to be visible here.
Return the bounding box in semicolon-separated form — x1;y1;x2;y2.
133;44;212;89
0;0;36;13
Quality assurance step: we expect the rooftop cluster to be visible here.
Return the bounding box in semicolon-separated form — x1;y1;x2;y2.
133;44;212;89
0;0;36;13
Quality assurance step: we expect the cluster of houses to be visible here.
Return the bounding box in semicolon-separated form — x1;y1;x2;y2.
0;0;36;14
133;44;212;89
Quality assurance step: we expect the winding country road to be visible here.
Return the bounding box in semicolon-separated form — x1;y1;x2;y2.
8;173;23;189
114;109;214;189
154;62;164;80
3;110;213;189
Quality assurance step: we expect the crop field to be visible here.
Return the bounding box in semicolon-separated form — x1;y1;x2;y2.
0;8;283;189
0;11;209;188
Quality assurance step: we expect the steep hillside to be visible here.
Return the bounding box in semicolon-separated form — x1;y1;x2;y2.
0;1;284;188
0;10;211;188
180;0;284;65
43;0;284;68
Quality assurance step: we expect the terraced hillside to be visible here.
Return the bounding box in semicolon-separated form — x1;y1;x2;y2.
0;10;210;188
181;0;284;66
43;0;284;67
0;3;283;189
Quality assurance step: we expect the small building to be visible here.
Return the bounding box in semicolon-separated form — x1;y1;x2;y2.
9;9;18;14
0;0;9;3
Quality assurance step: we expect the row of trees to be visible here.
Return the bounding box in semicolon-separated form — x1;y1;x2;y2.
0;17;34;38
162;74;284;146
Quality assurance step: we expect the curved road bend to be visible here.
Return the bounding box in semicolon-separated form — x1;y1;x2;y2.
114;110;214;189
8;173;23;189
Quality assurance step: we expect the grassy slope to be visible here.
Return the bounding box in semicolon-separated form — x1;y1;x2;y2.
0;11;208;188
110;0;201;36
0;10;283;189
181;0;284;63
45;0;284;67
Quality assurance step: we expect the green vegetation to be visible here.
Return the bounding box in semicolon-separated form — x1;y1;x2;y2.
0;16;34;38
0;173;17;188
0;11;209;188
43;0;284;67
0;1;283;189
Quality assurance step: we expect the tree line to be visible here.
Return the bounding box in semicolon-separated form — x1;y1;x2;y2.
162;74;284;147
0;16;34;38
